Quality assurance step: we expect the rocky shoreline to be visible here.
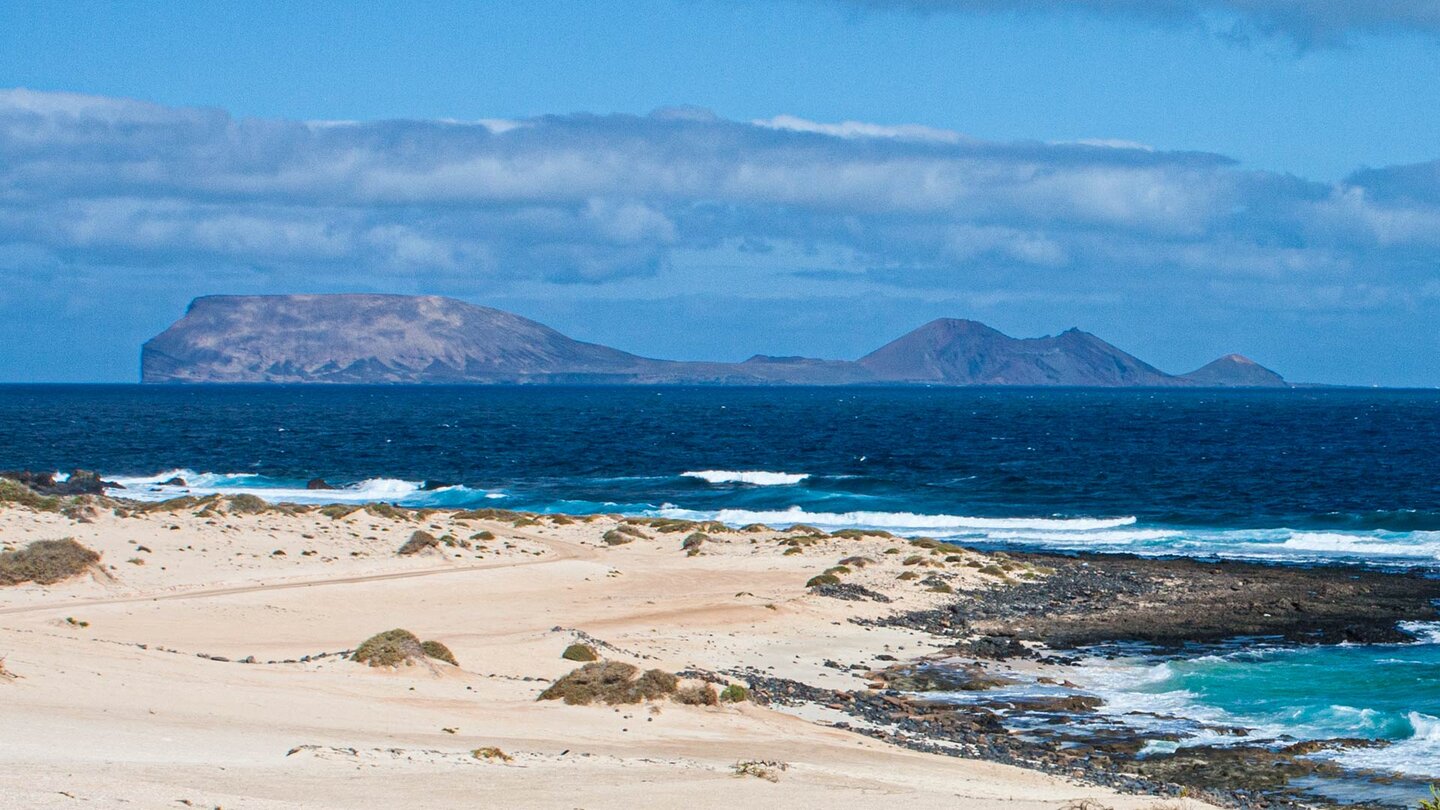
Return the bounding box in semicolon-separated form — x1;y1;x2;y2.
759;550;1440;809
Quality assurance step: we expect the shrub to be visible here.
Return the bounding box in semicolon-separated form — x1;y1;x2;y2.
740;523;771;533
420;640;458;666
977;564;1006;577
681;532;708;556
353;629;425;667
733;760;787;782
838;556;872;567
538;662;684;705
1421;785;1440;810
782;547;802;556
471;530;495;541
896;571;919;581
787;524;827;536
719;684;749;703
805;574;841;588
561;643;599;662
366;502;409;521
0;657;13;680
927;583;954;594
902;555;924;566
0;478;61;512
397;531;439;556
636;669;679;700
675;683;719;706
472;746;513;763
539;661;642;705
226;493;269;514
823;566;850;576
601;529;634;546
0;539;100;586
319;504;361;519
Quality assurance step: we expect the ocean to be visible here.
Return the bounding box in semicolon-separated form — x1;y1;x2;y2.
3;383;1439;788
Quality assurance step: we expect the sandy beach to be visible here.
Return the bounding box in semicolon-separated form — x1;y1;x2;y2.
0;490;1217;809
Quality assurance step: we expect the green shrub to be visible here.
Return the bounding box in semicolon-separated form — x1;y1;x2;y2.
1419;785;1440;810
719;684;749;703
787;524;827;537
681;532;708;556
319;504;361;519
471;530;495;541
896;571;919;581
823;566;850;576
740;523;771;533
805;574;841;588
927;583;954;594
977;564;1006;577
420;640;458;666
561;643;599;662
902;555;924;566
472;746;512;763
0;538;100;585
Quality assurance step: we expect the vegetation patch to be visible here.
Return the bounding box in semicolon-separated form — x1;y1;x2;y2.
353;629;458;668
397;531;440;555
806;573;841;588
319;504;362;520
0;538;100;586
561;643;599;662
0;478;62;512
675;682;719;706
831;528;895;539
472;746;513;763
226;493;269;514
420;640;458;666
538;661;680;705
786;524;828;537
733;760;787;782
602;529;636;546
681;532;708;556
719;684;749;703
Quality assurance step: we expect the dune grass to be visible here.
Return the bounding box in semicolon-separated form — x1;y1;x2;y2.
0;538;100;586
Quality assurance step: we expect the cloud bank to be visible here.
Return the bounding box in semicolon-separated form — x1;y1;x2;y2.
2;86;1438;314
841;1;1440;45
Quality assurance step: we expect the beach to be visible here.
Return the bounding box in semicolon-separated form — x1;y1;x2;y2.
0;489;1233;810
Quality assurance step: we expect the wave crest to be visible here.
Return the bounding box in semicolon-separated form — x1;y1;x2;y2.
681;470;810;486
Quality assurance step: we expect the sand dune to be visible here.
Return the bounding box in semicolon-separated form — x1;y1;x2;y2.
0;498;1212;809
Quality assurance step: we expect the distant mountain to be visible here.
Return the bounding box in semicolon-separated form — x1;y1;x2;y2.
856;318;1175;386
1179;354;1288;388
141;295;1288;387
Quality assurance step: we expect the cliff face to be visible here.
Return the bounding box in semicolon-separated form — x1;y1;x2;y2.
141;295;1286;387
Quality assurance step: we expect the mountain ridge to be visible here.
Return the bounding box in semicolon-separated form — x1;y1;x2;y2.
141;295;1288;387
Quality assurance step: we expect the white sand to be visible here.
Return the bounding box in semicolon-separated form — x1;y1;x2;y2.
0;499;1213;809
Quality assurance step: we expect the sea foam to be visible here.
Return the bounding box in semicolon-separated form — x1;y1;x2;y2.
680;470;810;486
654;504;1137;533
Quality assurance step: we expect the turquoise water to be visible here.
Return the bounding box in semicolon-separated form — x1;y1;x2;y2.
1080;624;1440;782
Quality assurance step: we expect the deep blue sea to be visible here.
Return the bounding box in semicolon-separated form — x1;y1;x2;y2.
3;384;1439;788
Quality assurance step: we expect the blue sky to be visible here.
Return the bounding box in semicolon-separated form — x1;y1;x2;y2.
2;0;1440;384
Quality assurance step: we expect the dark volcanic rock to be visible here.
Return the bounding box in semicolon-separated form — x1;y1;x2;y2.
2;469;117;496
305;478;334;490
946;553;1440;648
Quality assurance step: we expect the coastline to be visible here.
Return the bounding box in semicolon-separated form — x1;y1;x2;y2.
1;486;1436;807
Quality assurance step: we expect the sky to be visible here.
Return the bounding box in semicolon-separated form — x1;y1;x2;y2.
2;0;1439;385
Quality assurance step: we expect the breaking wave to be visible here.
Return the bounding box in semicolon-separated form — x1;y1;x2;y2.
680;470;810;486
